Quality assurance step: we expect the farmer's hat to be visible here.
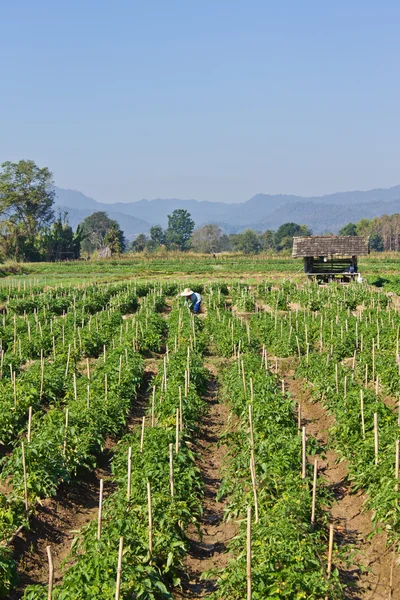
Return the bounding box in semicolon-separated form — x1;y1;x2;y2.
180;288;194;296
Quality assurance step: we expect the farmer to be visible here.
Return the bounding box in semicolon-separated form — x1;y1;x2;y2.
180;288;202;314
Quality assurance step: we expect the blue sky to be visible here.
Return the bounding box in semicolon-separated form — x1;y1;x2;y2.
1;1;399;203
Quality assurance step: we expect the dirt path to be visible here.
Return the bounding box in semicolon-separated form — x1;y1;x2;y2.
175;362;237;598
9;359;159;599
284;372;400;600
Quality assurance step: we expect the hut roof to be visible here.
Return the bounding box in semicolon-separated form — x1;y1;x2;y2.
292;236;370;258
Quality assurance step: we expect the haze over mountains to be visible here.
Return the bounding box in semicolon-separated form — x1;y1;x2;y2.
54;185;400;242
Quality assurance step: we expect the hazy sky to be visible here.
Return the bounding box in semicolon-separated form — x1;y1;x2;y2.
1;1;399;204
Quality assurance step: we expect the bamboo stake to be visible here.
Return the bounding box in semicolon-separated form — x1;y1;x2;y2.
127;446;132;501
179;387;183;432
147;481;153;560
21;441;28;512
64;344;70;378
311;459;318;527
73;373;77;401
115;537;124;600
360;390;365;440
327;524;334;579
175;408;179;454
97;479;104;540
63;408;69;457
27;406;32;444
247;506;252;600
374;413;379;466
250;458;259;524
151;386;155;427
395;440;399;507
169;443;174;498
140;417;145;453
47;546;54;600
302;426;307;478
298;404;302;432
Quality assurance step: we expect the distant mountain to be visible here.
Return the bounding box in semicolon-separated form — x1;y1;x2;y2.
53;185;400;239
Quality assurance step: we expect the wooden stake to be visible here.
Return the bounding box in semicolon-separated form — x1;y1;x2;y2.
302;426;307;479
250;458;259;524
147;481;153;560
63;408;69;457
374;412;379;466
127;446;132;500
175;408;179;454
151;386;155;427
360;390;365;440
47;545;54;600
21;441;28;512
298;404;302;432
247;506;252;600
27;406;32;444
97;479;104;540
114;537;124;600
86;357;90;380
327;524;334;579
179;387;183;432
65;344;70;378
169;443;174;497
311;459;318;527
140;417;145;453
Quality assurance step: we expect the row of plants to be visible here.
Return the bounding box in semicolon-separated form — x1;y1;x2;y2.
22;301;208;599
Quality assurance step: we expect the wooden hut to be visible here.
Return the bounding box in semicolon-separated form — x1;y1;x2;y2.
292;236;369;282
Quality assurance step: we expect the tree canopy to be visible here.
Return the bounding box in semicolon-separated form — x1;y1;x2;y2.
165;209;194;250
80;212;125;255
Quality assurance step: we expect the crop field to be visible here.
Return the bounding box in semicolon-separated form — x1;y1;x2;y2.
1;257;400;599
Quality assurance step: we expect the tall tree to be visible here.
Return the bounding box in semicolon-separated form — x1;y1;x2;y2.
80;212;125;254
338;222;358;236
149;225;166;246
0;160;55;260
230;229;261;254
165;209;194;250
274;222;310;251
190;224;223;253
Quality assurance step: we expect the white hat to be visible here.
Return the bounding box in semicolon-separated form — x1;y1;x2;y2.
180;288;194;296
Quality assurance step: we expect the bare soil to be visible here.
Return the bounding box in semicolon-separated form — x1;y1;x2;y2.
284;372;400;599
175;361;237;598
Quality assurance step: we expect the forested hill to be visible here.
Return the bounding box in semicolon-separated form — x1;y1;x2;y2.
54;185;400;239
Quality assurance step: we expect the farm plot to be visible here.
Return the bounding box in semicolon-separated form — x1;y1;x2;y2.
0;276;399;599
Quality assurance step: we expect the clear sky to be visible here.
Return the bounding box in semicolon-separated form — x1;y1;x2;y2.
1;0;399;203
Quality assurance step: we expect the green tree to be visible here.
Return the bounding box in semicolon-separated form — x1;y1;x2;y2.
338;222;358;236
149;225;166;246
165;209;194;250
274;223;311;251
0;160;55;260
130;233;149;252
44;212;82;260
230;229;261;254
80;212;125;254
190;224;223;253
260;229;275;251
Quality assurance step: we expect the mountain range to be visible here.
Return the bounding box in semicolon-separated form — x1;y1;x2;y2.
53;185;400;241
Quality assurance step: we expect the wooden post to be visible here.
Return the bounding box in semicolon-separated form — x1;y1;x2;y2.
395;440;399;507
169;443;174;498
21;441;28;512
175;408;179;454
179;387;183;432
327;524;334;579
248;405;255;450
247;506;252;600
63;408;69;457
47;545;54;600
151;386;155;427
250;458;259;524
140;417;145;453
27;406;32;444
298;404;301;432
374;413;379;466
147;481;153;560
115;537;124;600
127;446;132;501
65;344;70;378
86;357;90;380
97;479;104;540
73;373;77;401
360;390;365;440
302;426;306;479
311;459;318;527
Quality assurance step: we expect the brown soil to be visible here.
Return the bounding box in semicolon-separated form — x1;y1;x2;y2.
175;361;237;598
8;358;160;598
284;372;400;599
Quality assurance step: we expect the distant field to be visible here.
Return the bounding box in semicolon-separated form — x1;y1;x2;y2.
0;251;399;287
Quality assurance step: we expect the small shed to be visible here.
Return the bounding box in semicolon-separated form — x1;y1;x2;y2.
292;236;370;282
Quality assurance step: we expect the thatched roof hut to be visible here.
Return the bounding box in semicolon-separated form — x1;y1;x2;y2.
292;236;369;281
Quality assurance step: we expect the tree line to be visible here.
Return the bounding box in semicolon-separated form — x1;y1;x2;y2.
338;216;400;252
